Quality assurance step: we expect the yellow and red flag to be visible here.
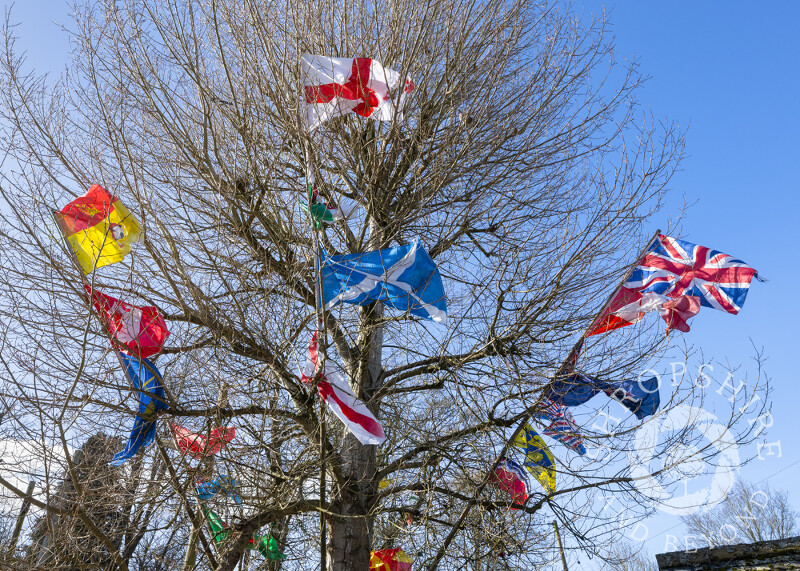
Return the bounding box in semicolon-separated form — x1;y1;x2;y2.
57;184;141;273
370;548;412;571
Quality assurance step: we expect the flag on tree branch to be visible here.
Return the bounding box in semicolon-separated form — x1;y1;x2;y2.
512;423;556;494
170;423;235;459
322;240;447;323
588;234;759;335
56;184;141;274
301;54;413;129
202;507;286;561
545;373;661;420
301;333;386;445
86;286;169;358
110;354;168;465
195;475;242;504
490;457;530;506
532;398;587;455
370;547;413;571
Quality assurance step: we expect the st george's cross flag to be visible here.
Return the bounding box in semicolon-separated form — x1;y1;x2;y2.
322;240;447;323
86;286;169;358
532;397;587;455
110;354;169;466
301;333;386;445
512;423;556;494
301;54;414;129
545;373;661;420
170;423;236;459
588;234;759;335
56;184;141;274
490;457;530;506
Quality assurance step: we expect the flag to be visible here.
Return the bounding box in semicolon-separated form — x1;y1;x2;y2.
490;457;530;506
545;373;661;420
370;548;413;571
532;398;586;455
588;234;759;335
301;333;385;445
110;354;168;465
170;423;236;459
86;286;169;358
300;184;355;228
195;475;242;505
203;507;286;561
512;423;556;494
301;54;414;130
56;184;141;274
322;240;447;323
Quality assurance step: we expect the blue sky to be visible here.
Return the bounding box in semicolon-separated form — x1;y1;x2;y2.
3;0;799;567
575;0;800;565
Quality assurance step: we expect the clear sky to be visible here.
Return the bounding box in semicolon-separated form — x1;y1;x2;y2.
2;0;799;568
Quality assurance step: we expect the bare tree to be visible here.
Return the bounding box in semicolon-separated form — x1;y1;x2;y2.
682;480;799;548
0;0;769;570
607;541;658;571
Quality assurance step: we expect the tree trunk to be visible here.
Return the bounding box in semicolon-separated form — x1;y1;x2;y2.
327;304;383;569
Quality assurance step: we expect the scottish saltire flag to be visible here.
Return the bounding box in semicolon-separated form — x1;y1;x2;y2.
301;333;386;445
56;184;142;274
322;240;447;323
589;234;759;335
370;548;413;571
110;354;168;465
302;54;414;130
545;374;661;420
512;423;556;494
86;286;169;358
171;423;236;459
532;398;586;455
491;457;530;506
195;475;242;505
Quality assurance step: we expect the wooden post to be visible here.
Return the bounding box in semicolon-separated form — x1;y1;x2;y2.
553;520;568;571
7;480;35;554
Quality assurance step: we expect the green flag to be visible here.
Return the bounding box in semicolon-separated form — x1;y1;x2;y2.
202;507;286;560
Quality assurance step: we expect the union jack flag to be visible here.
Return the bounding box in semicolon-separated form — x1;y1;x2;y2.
532;397;587;455
589;234;760;335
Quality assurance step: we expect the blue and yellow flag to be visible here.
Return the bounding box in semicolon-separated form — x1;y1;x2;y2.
110;354;168;465
513;423;556;494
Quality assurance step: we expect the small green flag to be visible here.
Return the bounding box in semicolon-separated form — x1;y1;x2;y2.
202;507;286;560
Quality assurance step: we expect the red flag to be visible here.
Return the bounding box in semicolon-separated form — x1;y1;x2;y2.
86;286;169;358
301;333;386;446
171;423;236;459
490;457;530;506
370;548;413;571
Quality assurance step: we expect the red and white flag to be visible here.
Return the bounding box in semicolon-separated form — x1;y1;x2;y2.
301;54;414;130
170;423;236;459
301;333;386;446
86;286;170;358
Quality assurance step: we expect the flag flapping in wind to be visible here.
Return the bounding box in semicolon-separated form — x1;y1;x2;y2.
110;354;168;465
301;54;413;129
56;184;141;274
171;423;236;459
300;184;356;229
86;286;169;358
195;475;242;504
588;234;760;335
512;423;556;494
322;240;447;323
370;548;413;571
532;398;587;455
301;333;385;445
202;507;286;561
545;373;661;420
490;457;530;506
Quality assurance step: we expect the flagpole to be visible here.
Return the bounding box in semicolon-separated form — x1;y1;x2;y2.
303;141;329;571
426;229;661;570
